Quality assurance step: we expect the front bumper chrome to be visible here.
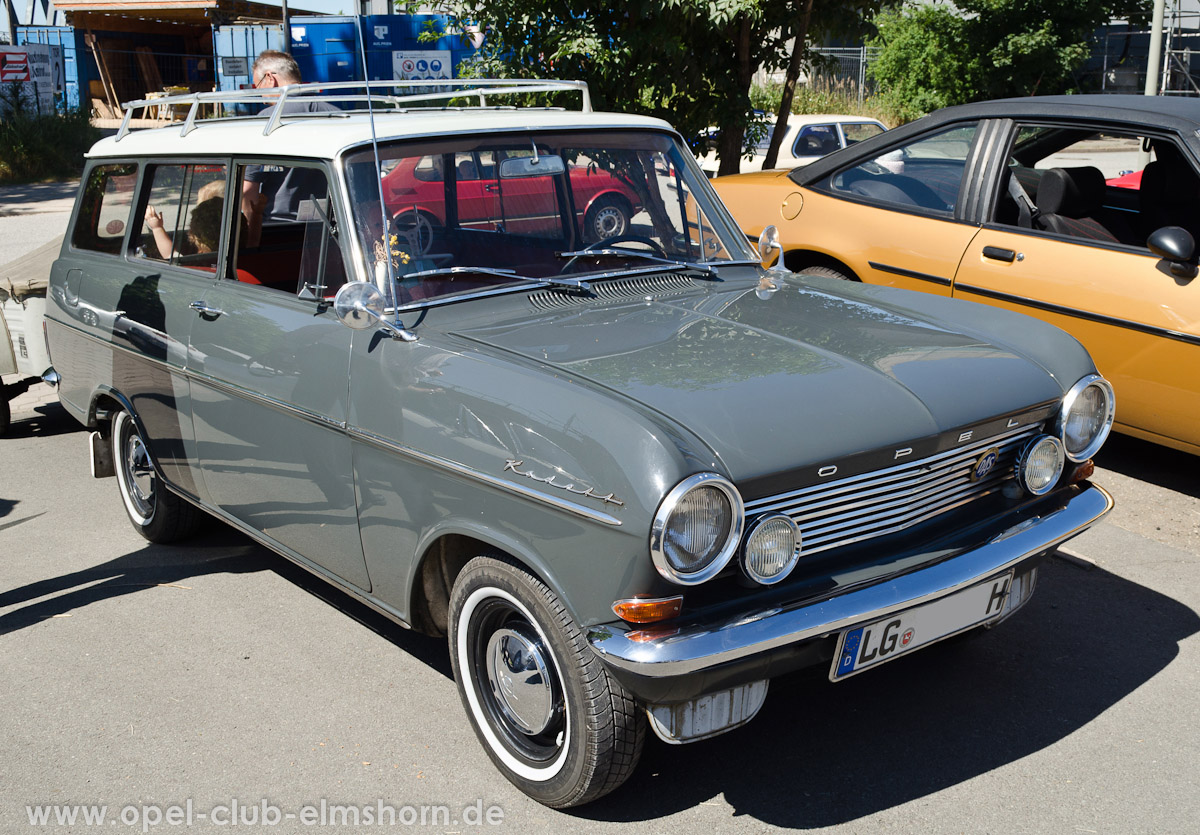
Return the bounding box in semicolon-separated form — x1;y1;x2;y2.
588;483;1112;679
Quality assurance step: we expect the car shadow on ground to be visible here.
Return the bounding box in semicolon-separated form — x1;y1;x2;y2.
579;556;1199;826
1095;433;1200;499
0;516;450;675
2;399;82;440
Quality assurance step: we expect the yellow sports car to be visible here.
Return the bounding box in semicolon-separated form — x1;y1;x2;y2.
713;94;1200;456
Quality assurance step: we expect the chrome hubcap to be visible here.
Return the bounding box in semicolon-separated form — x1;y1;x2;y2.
124;433;155;516
485;625;556;735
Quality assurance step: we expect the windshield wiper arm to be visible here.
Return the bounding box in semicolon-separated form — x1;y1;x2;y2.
557;248;717;277
403;265;592;293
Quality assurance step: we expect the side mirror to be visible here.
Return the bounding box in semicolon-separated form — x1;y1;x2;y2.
757;225;784;271
333;281;386;329
1147;226;1198;278
332;282;418;341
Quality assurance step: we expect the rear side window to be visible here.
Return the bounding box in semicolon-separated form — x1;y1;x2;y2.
72;163;138;255
134;163;229;271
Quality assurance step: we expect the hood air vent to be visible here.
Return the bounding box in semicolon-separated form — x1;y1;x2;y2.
529;273;698;310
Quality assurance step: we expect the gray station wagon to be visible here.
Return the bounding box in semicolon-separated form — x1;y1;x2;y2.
45;80;1115;808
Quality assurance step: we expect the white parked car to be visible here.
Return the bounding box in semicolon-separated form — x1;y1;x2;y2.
696;114;887;176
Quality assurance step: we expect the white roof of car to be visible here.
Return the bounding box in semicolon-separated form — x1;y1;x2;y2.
89;109;675;160
89;80;676;160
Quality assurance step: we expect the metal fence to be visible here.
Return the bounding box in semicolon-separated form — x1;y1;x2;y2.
755;46;881;104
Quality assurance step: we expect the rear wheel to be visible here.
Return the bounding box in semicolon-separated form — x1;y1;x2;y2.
798;265;855;282
112;408;201;543
448;557;644;808
0;391;10;436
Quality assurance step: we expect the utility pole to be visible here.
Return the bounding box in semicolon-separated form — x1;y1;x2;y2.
1145;0;1166;96
281;0;291;55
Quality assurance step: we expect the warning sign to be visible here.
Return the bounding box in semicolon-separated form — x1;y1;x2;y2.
392;50;451;82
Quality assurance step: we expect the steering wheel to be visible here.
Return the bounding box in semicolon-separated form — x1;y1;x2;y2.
561;235;668;273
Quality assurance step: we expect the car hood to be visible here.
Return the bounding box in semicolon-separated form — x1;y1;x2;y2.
453;275;1078;484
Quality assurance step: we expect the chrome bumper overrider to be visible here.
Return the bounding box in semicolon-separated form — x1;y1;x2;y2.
588;484;1113;678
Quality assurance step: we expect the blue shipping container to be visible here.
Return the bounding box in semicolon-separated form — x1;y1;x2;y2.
289;17;361;85
212;24;286;93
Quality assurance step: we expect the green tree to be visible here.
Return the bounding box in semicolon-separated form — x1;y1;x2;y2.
870;0;1149;121
424;1;886;174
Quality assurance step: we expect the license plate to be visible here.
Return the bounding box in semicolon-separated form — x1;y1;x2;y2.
830;573;1014;681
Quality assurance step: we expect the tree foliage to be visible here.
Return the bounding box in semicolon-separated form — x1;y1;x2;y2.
870;0;1150;122
424;1;889;174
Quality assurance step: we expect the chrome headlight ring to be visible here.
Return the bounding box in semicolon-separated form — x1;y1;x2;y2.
1016;434;1066;496
650;473;745;586
741;513;801;585
1058;374;1115;463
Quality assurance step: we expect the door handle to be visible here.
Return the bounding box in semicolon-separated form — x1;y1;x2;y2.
982;246;1017;263
189;300;225;320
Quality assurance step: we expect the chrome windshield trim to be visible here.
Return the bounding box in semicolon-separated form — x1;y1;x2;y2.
347;427;624;527
588;484;1112;677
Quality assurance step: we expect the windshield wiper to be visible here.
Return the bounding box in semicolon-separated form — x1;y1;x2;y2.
557;247;718;277
403;265;592;293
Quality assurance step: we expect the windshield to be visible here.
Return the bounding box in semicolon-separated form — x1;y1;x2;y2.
343;130;752;305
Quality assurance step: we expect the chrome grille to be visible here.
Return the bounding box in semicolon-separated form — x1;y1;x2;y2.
744;423;1042;557
528;274;697;310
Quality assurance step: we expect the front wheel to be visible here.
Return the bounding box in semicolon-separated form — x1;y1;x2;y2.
112;409;201;543
448;557;645;808
584;195;631;243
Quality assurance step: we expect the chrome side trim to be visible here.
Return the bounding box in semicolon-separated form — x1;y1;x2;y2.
588;484;1113;677
347;427;623;527
188;371;347;432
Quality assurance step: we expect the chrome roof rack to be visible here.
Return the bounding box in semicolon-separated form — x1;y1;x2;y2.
115;78;593;141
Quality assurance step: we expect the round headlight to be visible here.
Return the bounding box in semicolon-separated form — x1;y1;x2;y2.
742;514;800;585
1017;435;1066;496
651;473;744;585
1059;374;1115;462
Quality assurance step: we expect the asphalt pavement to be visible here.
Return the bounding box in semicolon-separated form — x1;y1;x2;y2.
1;181;1197;834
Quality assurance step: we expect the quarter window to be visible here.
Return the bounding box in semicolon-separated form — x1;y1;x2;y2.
72;163;138;255
830;123;978;215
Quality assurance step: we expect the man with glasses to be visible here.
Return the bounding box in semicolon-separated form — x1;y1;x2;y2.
242;51;338;245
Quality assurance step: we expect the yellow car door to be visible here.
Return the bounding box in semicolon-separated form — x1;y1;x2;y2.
954;226;1200;454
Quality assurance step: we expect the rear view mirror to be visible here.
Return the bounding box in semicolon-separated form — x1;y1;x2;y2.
499;154;566;179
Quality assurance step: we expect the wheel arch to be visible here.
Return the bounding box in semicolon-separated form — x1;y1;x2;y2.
87;384;136;434
407;527;564;638
582;189;633;220
782;248;862;280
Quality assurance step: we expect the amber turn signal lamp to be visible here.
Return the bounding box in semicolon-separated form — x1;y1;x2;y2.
1069;459;1095;484
612;595;683;624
